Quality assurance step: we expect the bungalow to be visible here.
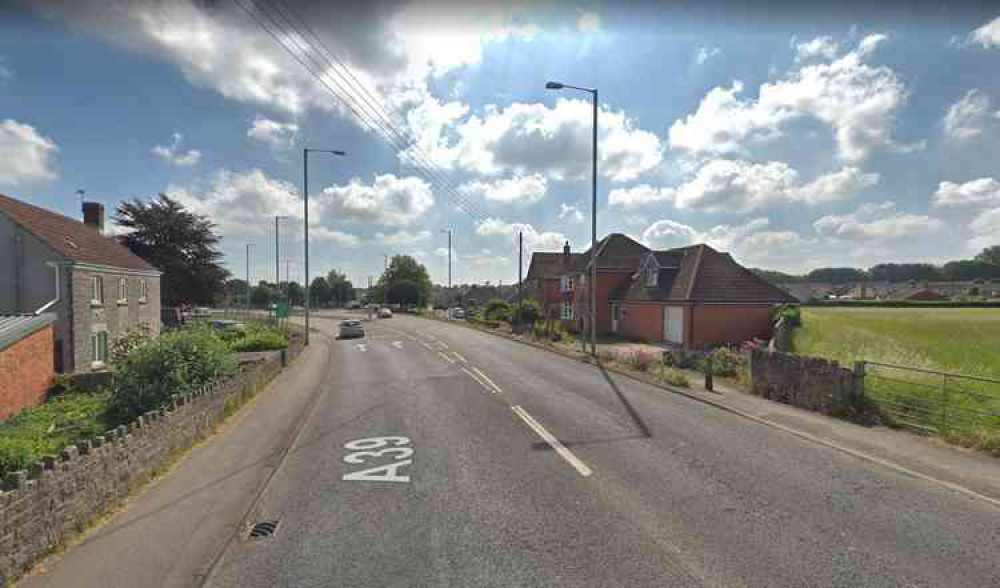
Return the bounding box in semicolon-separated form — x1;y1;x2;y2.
0;194;162;372
527;233;796;347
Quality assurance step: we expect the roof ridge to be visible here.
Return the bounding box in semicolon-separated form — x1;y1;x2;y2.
0;193;91;227
684;244;706;299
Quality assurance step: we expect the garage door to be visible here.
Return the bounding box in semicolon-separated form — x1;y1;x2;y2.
664;306;683;344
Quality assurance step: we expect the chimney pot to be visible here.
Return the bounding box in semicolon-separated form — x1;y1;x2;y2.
82;201;105;235
563;241;570;256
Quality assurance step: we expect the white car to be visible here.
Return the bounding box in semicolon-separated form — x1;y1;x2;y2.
378;307;393;318
449;307;465;319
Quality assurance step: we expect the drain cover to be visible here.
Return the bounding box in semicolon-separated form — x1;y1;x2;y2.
248;520;280;539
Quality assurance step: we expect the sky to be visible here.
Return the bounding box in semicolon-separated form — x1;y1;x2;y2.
1;0;1000;286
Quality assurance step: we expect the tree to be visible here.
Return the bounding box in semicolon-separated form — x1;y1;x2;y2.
309;276;331;308
386;280;421;306
286;281;304;306
250;281;278;307
868;263;943;283
327;270;355;307
483;298;513;322
941;260;1000;281
751;268;805;284
974;245;1000;266
806;267;868;284
114;194;229;306
372;255;432;307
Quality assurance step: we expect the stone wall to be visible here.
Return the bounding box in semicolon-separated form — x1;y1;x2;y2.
0;336;304;585
749;349;865;420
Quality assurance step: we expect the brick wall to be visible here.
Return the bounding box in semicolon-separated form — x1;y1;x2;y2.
0;337;304;585
749;349;865;420
619;302;664;342
691;304;775;347
0;326;54;421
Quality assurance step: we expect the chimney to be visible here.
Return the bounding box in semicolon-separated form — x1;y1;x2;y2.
82;201;104;234
563;241;570;256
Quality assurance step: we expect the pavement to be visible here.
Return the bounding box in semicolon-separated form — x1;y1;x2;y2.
20;311;1000;588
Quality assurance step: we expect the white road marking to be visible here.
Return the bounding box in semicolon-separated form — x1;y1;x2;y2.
438;351;456;364
452;352;468;364
355;343;367;352
392;341;404;350
460;367;493;393
470;367;501;394
436;341;449;349
420;341;434;350
511;406;593;478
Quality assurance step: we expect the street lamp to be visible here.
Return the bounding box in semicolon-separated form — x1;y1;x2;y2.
440;228;452;289
546;80;598;356
304;148;346;345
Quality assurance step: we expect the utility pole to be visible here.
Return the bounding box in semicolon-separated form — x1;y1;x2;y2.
304;148;346;345
517;231;523;327
245;243;253;318
384;253;389;271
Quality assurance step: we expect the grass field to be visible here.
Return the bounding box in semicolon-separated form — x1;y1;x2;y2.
792;307;1000;453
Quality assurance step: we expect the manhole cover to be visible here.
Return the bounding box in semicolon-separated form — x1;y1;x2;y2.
248;520;280;539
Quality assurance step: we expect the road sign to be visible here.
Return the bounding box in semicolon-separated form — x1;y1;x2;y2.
276;301;291;319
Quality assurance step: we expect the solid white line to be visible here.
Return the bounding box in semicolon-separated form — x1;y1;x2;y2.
460;367;492;393
452;352;468;364
420;341;434;350
437;341;450;349
470;366;501;394
511;405;593;477
438;351;456;364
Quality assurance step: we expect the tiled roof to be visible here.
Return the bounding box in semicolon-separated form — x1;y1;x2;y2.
583;233;649;269
0;313;55;352
613;244;797;303
526;252;584;280
0;193;155;271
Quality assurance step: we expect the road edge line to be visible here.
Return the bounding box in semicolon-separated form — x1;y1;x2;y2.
511;405;593;477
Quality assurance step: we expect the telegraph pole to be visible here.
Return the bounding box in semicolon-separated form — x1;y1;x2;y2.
245;243;253;319
517;231;523;327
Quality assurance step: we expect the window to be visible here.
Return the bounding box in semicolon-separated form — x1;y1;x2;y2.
117;277;128;304
560;301;574;320
90;331;108;366
645;266;658;287
139;279;148;303
90;275;104;305
560;275;574;292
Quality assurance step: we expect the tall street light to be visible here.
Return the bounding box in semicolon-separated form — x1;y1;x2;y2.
304;148;346;345
546;80;597;356
440;228;452;289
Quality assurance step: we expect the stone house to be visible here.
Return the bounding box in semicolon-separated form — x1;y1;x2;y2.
0;194;162;372
527;233;796;346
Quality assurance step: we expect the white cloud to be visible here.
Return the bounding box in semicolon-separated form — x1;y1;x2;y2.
813;202;943;240
409;97;662;183
558;203;584;222
461;173;547;204
0;57;10;80
695;46;721;65
311;227;361;247
375;229;431;246
640;219;701;249
970;16;1000;48
475;217;567;253
167;168;302;236
318;173;434;227
608;184;675;209
247;116;299;150
577;11;600;34
671;159;877;212
151;133;201;167
969;207;1000;250
670;34;908;163
640;216;813;268
0;119;58;187
943;89;997;141
933;177;1000;206
793;35;840;62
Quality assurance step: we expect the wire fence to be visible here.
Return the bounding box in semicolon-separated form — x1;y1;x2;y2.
860;361;1000;438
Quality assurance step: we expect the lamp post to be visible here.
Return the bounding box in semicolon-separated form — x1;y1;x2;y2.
304;148;346;345
440;228;452;289
545;80;597;356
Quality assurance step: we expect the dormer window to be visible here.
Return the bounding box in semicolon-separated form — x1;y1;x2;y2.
645;265;658;287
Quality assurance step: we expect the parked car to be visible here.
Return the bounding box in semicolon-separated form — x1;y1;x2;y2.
378;307;393;318
345;300;361;309
449;307;465;319
339;320;365;339
210;319;245;332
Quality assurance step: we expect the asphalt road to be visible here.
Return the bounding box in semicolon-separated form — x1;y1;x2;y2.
204;313;1000;588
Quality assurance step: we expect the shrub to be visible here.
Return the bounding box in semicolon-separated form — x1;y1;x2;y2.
513;299;541;324
108;325;235;423
774;303;802;327
111;325;152;365
707;347;748;378
0;438;35;476
661;367;690;387
634;349;659;372
483;298;513;322
228;324;288;352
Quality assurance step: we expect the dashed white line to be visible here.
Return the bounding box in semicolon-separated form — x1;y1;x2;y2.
436;341;450;349
452;352;468;364
460;367;493;393
438;351;456;364
419;341;434;350
511;406;593;478
470;367;501;394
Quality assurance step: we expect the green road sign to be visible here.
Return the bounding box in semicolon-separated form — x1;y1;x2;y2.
276;301;291;319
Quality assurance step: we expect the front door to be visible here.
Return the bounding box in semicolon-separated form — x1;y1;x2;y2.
611;304;619;333
664;306;684;344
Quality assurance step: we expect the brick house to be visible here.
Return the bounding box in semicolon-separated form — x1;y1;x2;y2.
0;313;55;419
527;234;796;346
0;194;162;372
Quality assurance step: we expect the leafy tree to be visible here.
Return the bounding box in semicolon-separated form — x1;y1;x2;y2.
114;194;229;306
941;260;1000;281
483;298;513;322
514;299;541;324
751;268;806;284
868;263;943;283
327;270;355;306
372;255;432;307
309;276;331;307
974;245;1000;266
285;281;304;306
386;280;421;306
250;281;279;307
806;267;868;284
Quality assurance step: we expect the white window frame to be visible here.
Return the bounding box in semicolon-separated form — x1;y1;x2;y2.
90;275;104;306
560;301;574;320
139;279;148;304
646;266;658;287
117;277;128;305
560;275;574;292
90;331;108;367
